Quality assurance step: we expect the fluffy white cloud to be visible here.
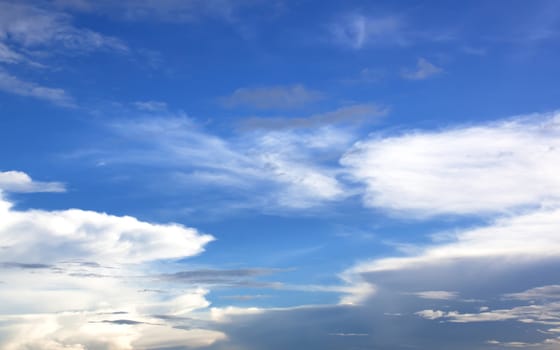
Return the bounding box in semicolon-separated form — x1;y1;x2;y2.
342;112;560;216
0;192;213;264
0;170;65;193
0;173;224;349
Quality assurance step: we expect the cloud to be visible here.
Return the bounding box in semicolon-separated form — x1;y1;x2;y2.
0;191;213;264
0;69;74;106
0;170;66;192
81;112;352;210
401;58;443;80
158;268;281;287
0;1;128;54
505;285;560;301
341;112;560;216
54;0;255;22
330;14;404;49
410;290;459;300
345;207;560;274
0;178;227;349
222;84;323;110
132;100;168;112
240;103;388;130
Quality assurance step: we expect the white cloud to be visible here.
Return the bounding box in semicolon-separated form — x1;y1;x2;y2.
401;58;442;80
0;177;224;349
0;170;65;193
0;192;213;264
0;69;74;106
505;285;560;301
410;290;459;300
330;14;404;49
346;207;560;274
0;42;24;64
91;114;351;210
342;112;560;216
0;1;127;54
222;84;323;110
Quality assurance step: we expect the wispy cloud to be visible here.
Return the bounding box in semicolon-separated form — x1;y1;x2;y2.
222;84;323;110
401;58;443;80
329;14;405;49
0;1;128;54
54;0;256;23
74;107;354;210
240;103;387;130
0;69;74;106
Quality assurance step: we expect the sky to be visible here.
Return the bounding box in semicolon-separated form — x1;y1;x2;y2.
1;0;560;349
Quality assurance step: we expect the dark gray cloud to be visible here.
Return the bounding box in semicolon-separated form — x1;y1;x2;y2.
202;257;560;350
158;268;281;287
0;262;52;269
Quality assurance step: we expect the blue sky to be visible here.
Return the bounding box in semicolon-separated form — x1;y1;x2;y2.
1;0;560;349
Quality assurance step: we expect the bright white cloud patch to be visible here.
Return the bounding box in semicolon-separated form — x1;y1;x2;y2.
0;172;222;349
0;170;66;193
0;192;213;264
342;112;560;216
346;207;560;274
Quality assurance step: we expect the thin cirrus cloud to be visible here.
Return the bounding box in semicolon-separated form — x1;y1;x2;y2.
401;57;443;80
53;0;255;22
341;111;560;216
0;1;128;55
0;1;127;106
87;108;352;210
0;69;74;106
222;84;324;110
329;14;405;49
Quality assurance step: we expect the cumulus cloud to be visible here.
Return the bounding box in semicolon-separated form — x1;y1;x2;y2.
342;112;560;216
222;84;323;110
0;192;213;264
0;170;66;193
0;175;225;349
